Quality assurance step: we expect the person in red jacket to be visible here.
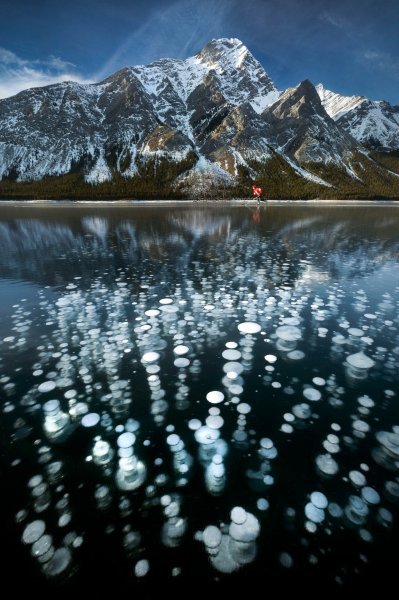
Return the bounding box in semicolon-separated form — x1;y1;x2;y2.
252;184;263;203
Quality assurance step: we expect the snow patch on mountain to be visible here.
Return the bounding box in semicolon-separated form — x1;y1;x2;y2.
316;83;365;120
316;83;399;150
85;152;112;184
283;155;333;187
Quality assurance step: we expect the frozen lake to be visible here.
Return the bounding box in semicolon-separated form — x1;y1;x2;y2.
1;203;399;593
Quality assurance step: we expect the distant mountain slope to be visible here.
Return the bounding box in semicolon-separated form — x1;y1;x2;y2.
316;83;399;151
0;38;398;199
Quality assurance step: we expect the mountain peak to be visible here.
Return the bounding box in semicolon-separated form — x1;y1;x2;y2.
316;83;365;120
195;38;249;70
273;79;322;117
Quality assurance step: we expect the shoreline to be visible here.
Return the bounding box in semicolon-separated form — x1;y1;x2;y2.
1;198;399;207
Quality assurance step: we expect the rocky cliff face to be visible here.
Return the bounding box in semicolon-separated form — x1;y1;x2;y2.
0;38;397;192
316;83;399;151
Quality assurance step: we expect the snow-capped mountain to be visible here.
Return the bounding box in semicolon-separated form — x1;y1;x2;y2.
0;38;397;195
316;83;399;151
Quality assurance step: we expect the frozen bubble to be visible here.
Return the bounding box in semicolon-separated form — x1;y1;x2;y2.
174;358;190;367
38;381;56;393
279;552;293;568
303;387;321;402
287;350;305;360
142;352;160;364
195;426;219;445
117;432;136;448
206;415;224;430
226;342;238;349
305;521;317;533
231;506;246;524
58;513;71;527
222;349;242;361
328;503;343;518
358;395;375;408
188;419;202;431
209;407;220;416
361;487;380;505
264;354;277;363
281;424;293;434
145;309;160;317
238;322;261;334
233;430;248;442
229;384;243;395
174;345;189;355
160;494;171;507
353;420;369;433
359;529;373;543
160;298;173;305
292;403;311;419
81;413;100;428
310;492;328;509
316;454;339;476
206;391;224;404
260;438;274;449
223;362;244;375
28;475;43;488
276;325;301;341
203;525;222;548
348;328;364;337
284;413;295;422
257;498;269;511
312;377;326;386
44;547;71;577
327;434;339;444
166;434;180;447
237;403;251;415
22;520;46;545
385;480;399;499
282;317;301;326
56;297;70;307
349;471;366;487
135;559;150;577
346;352;375;370
161;304;178;313
305;503;325;523
323;441;339;454
376;431;399;455
31;534;53;560
135;324;151;333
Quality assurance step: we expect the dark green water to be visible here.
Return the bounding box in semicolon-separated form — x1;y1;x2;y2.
1;204;399;594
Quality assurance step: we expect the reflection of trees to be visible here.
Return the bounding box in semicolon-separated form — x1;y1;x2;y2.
0;207;398;289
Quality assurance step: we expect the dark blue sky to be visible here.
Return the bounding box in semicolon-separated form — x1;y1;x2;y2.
0;0;398;103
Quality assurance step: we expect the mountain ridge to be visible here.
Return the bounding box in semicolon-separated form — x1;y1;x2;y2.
0;37;398;199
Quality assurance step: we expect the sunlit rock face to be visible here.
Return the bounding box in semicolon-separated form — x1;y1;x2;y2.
1;205;399;592
1;38;397;192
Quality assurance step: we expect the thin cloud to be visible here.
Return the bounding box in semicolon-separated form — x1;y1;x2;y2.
362;49;399;80
319;11;349;30
0;47;92;99
95;0;236;80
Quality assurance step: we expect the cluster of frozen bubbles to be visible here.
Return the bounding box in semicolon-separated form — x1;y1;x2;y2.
1;270;399;587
